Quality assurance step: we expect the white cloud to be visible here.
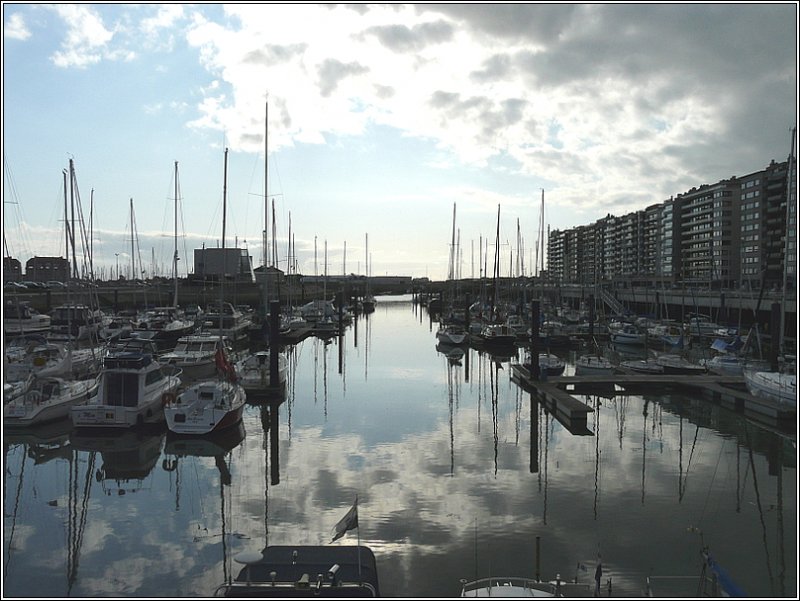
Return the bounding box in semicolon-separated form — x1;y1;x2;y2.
49;4;120;68
178;4;795;223
4;12;31;40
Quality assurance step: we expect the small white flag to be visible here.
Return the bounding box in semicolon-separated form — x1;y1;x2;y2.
331;497;358;542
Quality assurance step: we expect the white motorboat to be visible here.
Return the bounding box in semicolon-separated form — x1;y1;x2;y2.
575;355;615;376
71;349;182;429
4;376;99;427
235;350;288;395
4;301;51;335
160;334;233;381
744;369;796;406
165;378;246;435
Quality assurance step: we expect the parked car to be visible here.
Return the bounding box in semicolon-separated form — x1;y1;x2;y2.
46;281;67;288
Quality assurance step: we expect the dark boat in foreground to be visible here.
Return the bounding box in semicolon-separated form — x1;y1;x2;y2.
215;545;380;597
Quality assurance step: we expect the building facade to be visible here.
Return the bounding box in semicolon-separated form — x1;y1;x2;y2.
25;256;70;282
193;247;254;280
547;157;795;290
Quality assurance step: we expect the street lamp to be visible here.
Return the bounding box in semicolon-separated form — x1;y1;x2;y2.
115;253;120;281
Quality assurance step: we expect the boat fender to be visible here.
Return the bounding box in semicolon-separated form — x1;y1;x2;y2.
162;392;176;406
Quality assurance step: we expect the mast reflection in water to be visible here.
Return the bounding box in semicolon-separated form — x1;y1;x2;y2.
2;295;796;598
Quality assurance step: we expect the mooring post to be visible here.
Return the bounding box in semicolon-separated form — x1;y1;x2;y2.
269;300;280;387
531;300;541;381
535;535;541;582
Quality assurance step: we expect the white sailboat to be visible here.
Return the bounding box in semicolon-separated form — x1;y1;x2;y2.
165;148;246;436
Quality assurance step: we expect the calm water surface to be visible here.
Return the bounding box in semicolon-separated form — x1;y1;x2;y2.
3;295;796;597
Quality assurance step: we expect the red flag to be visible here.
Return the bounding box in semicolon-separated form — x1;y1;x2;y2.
215;348;237;382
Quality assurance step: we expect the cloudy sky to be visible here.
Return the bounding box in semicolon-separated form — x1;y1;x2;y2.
3;3;797;280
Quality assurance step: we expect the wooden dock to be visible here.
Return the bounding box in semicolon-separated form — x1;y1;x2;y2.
511;364;595;435
511;364;796;433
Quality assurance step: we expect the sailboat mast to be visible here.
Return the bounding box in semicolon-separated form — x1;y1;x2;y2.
130;198;135;281
265;101;269;269
63;169;69;278
173;160;179;308
222;149;228;253
221;148;229;336
449;203;456;281
263;102;270;317
89;189;94;280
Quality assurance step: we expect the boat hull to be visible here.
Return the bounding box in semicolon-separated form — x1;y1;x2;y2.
744;371;796;406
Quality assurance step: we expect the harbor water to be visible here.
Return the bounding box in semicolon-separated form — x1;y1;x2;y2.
3;295;796;597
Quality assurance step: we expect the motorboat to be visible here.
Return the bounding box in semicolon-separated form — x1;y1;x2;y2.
201;301;252;344
235;350;288;395
160;334;234;381
575;355;615;376
461;575;590;597
47;303;102;342
647;322;687;349
165;377;247;435
71;348;182;429
538;353;566;377
538;320;574;348
4;375;99;427
478;323;517;346
214;545;381;597
4;301;51;335
610;323;646;346
132;306;197;347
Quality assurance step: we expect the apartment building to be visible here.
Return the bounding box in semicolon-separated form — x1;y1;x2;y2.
547;156;794;290
677;178;740;287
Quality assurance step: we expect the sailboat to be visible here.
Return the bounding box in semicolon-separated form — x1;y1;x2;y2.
437;205;468;346
362;233;376;313
165;149;246;436
234;101;289;397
